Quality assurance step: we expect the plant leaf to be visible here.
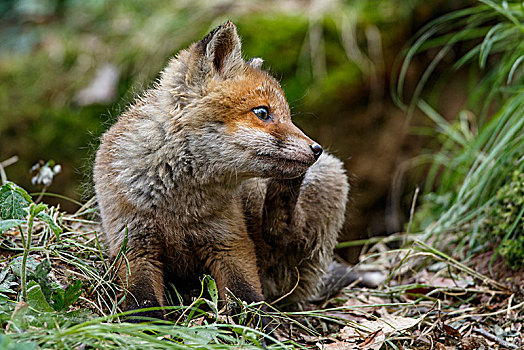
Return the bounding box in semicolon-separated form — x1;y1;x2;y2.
7;302;30;333
0;268;17;297
10;257;39;278
29;203;47;217
206;276;218;305
27;281;54;312
0;334;38;350
51;280;82;311
182;326;216;345
36;212;62;238
0;183;32;220
30;259;53;302
0;219;24;234
205;275;219;317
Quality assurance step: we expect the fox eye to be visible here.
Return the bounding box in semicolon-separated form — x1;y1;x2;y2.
252;106;272;122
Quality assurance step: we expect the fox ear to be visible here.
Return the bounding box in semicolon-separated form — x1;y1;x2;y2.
199;21;243;78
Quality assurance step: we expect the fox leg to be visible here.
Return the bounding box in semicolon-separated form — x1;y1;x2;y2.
118;226;165;319
258;153;349;301
200;237;273;330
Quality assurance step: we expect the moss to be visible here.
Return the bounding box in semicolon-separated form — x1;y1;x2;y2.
236;14;309;104
499;235;524;269
0;0;426;206
410;165;524;269
486;170;524;237
484;169;524;268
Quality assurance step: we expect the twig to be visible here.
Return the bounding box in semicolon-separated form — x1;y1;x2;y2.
473;327;518;349
0;163;6;185
35;186;48;204
405;186;420;239
506;294;514;319
1;156;19;168
417;300;440;340
0;156;19;185
175;295;201;325
0;161;6;185
452;300;524;321
270;267;300;305
416;240;509;291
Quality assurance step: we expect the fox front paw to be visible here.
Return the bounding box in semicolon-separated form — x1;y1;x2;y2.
125;298;165;322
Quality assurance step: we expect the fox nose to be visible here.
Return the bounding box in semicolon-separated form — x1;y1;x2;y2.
310;143;323;160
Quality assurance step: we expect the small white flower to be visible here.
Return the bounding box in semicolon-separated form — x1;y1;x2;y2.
30;160;61;188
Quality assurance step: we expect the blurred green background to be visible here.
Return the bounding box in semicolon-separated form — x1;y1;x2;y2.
0;0;466;261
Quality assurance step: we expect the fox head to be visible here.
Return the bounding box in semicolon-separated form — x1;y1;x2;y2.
160;21;322;180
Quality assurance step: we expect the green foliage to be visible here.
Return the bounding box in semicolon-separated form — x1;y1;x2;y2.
11;257;82;312
498;235;524;269
0;180;291;348
50;280;83;312
204;275;219;318
35;212;62;238
484;169;524;267
0;182;31;220
8;255;83;312
26;259;54;303
0;0;424;203
485;169;524;238
0;220;25;234
27;281;54;313
0;180;84;313
0;268;18;298
398;0;524;265
9;257;39;279
0;335;37;350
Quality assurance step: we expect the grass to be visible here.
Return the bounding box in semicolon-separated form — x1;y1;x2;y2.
1;1;523;348
393;0;524;266
0;169;522;348
0;178;288;348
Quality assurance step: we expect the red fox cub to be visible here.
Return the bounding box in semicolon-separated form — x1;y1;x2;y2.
94;22;349;322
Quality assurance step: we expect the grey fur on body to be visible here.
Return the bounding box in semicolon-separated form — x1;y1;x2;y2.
94;21;349;313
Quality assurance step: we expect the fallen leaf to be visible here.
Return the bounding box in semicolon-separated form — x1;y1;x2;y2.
325;311;365;323
404;287;434;299
342;295;388;316
460;336;486;350
415;270;472;288
442;323;461;338
359;329;384;350
319;341;360;349
340;315;422;340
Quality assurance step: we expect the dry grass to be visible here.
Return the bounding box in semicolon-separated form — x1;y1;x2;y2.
1;198;522;348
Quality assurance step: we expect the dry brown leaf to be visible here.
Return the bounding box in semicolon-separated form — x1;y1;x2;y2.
416;270;472;288
318;341;360;350
340;315;422;341
325;311;367;323
442;323;461;338
359;329;385;350
460;336;487;350
342;295;388;316
435;342;447;350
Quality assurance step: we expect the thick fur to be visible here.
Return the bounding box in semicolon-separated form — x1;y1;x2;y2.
94;21;349;316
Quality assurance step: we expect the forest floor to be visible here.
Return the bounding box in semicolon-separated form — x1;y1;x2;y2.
1;196;522;350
